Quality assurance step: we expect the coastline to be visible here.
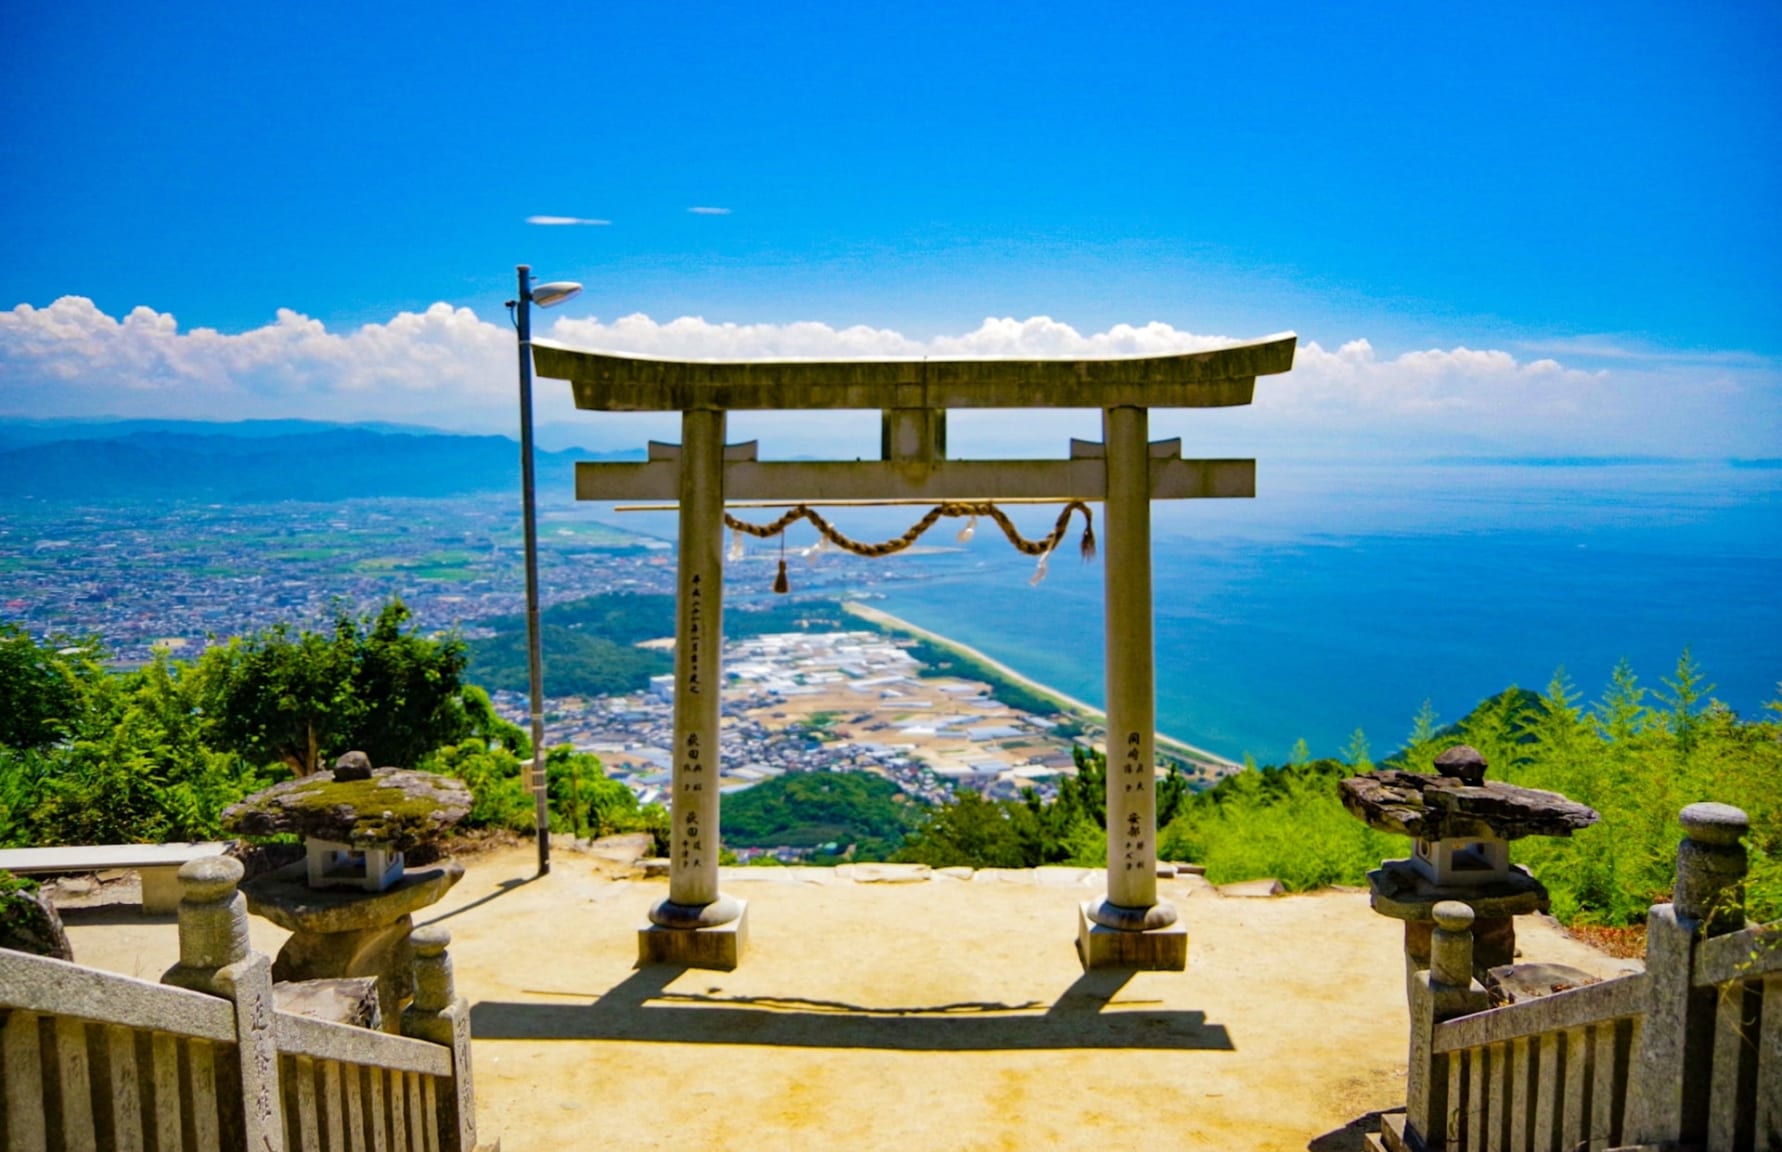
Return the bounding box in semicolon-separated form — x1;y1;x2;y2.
842;601;1240;773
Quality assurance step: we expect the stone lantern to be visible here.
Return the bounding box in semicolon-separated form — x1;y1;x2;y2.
300;752;408;892
222;752;472;1030
1338;745;1599;973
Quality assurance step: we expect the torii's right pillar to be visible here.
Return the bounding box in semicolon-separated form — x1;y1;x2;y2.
1080;403;1186;969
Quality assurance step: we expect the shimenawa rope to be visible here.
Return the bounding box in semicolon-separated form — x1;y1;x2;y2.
723;501;1096;592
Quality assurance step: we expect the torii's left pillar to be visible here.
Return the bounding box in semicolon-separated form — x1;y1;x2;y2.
638;407;748;969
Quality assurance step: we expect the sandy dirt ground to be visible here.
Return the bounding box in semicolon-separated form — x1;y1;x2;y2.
61;847;1637;1152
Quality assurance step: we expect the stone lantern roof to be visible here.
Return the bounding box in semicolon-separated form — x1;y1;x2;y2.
1337;748;1599;843
223;760;471;853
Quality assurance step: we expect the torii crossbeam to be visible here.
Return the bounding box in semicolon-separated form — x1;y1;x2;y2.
533;333;1298;970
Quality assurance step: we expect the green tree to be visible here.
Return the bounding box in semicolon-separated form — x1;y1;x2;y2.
1591;658;1649;745
1456;688;1529;782
0;626;85;750
344;600;471;770
197;599;469;775
1657;646;1713;759
1341;728;1372;770
1400;699;1443;774
1526;669;1590;774
895;788;1034;869
21;653;270;846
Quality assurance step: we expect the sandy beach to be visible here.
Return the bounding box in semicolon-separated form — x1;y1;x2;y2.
843;600;1240;773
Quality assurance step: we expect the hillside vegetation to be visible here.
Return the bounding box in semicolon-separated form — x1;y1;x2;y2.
465;593;858;697
885;651;1778;927
1162;654;1779;925
0;606;666;851
722;771;917;858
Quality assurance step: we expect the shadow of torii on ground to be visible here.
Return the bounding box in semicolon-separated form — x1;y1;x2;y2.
469;965;1235;1052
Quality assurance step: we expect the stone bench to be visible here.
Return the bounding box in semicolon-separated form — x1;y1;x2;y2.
0;841;232;913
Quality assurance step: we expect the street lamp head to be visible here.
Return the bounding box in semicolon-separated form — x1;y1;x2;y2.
529;281;583;308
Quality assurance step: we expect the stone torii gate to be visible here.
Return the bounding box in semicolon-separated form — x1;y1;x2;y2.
532;334;1297;970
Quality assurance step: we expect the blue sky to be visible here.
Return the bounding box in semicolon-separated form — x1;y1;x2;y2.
1;2;1777;455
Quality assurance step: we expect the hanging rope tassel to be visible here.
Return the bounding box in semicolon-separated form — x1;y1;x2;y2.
1030;549;1051;585
956;514;977;543
773;530;790;594
727;527;745;562
1080;518;1096;561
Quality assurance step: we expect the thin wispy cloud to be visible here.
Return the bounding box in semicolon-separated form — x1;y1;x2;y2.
687;206;731;216
1513;335;1774;368
525;215;611;226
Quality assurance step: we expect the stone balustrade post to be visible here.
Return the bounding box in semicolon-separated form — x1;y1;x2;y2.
162;855;251;996
1672;800;1748;935
161;855;285;1151
401;925;478;1152
1627;802;1749;1147
1405;901;1489;1151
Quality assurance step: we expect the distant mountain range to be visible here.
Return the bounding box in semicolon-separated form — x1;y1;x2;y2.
0;419;642;501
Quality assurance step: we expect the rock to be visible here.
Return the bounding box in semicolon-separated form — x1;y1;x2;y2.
223;768;471;852
1155;864;1177;878
1034;867;1094;888
1433;744;1488;786
1166;861;1207;876
936;866;974;881
585;832;655;868
274;977;383;1029
641;858;671;878
1485;962;1601;1007
332;751;374;781
0;880;74;961
970;868;1037;885
55;875;98;897
843;863;931;884
1216;878;1285;898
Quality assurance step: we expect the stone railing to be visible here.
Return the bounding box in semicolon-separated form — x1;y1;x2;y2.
1380;802;1778;1152
0;856;479;1152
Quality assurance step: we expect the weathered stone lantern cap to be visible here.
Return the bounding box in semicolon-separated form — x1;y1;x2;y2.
1337;760;1600;842
222;763;471;853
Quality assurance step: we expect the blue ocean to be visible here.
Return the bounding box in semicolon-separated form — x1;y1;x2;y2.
857;460;1782;765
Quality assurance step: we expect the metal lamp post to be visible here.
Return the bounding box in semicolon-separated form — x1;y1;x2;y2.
508;264;582;876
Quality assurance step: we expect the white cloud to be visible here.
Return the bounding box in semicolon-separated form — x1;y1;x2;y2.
1;297;1774;457
687;206;731;215
526;215;611;226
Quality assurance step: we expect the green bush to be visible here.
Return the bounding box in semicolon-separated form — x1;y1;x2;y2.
1158;761;1400;891
1151;653;1780;924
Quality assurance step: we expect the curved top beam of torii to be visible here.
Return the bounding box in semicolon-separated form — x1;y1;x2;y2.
530;332;1297;412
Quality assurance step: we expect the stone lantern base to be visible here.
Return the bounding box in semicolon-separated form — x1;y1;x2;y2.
242;859;463;1030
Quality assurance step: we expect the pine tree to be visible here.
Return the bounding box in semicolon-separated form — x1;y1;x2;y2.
1402;699;1443;774
1657;646;1713;760
1341;729;1372;770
